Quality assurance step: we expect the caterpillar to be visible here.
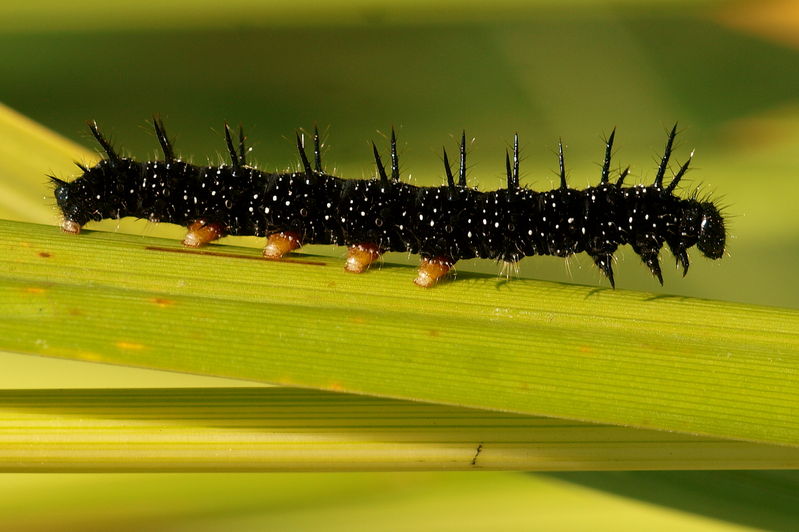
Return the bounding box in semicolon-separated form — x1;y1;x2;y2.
51;120;726;288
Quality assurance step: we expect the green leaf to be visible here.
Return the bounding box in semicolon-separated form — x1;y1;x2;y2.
0;104;96;223
1;218;798;448
0;387;797;472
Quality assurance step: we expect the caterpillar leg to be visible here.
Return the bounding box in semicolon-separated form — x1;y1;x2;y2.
60;220;81;234
590;253;616;289
414;257;454;288
635;247;664;285
668;243;690;276
345;243;382;273
183;220;225;248
263;231;302;259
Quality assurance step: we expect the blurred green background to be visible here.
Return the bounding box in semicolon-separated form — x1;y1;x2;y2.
2;0;798;529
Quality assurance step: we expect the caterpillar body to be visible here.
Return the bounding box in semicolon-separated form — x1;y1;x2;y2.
52;120;726;287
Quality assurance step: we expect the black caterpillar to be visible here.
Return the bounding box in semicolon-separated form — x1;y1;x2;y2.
52;120;726;287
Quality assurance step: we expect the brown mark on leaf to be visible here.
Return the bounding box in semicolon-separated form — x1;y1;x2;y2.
471;443;483;466
116;341;145;350
428;329;441;337
150;297;175;307
145;246;326;266
38;252;51;258
24;287;46;294
327;381;345;392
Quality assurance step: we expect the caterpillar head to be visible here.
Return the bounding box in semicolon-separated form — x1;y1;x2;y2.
696;201;726;259
51;177;90;232
51;162;113;232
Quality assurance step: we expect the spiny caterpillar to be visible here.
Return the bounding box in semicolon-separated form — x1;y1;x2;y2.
52;119;726;287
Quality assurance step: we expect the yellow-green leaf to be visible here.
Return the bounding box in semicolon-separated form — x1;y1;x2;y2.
1;387;797;472
1;219;797;447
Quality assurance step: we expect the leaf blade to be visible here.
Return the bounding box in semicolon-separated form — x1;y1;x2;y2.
1;219;798;446
1;387;798;472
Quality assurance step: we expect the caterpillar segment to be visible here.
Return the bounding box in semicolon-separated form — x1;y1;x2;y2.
52;119;727;288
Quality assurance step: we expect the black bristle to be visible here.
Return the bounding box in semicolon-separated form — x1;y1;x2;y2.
153;117;175;162
505;149;513;190
372;142;388;184
238;125;247;166
296;132;314;176
390;128;399;181
224;123;240;168
313;125;322;172
654;123;677;188
444;148;455;189
458;131;467;187
616;166;630;188
666;152;693;193
600;128;616;185
87;121;120;164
